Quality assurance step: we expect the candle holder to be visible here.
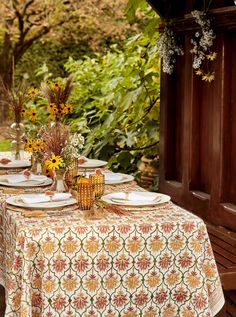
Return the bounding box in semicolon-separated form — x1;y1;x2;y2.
89;174;105;198
77;182;95;210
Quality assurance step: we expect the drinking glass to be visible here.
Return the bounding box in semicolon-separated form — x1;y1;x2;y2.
89;174;105;198
77;182;95;210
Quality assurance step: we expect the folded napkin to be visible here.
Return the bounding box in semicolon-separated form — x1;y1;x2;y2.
20;193;72;204
110;191;159;202
103;173;124;182
7;174;47;184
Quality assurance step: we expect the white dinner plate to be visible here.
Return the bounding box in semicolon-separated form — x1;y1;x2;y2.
78;159;107;169
101;191;171;206
0;160;31;169
103;173;134;185
6;194;77;209
0;175;53;187
80;172;134;185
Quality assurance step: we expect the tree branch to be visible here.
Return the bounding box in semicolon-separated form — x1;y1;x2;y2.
115;141;159;152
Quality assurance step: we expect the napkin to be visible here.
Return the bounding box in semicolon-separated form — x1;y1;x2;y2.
6;174;47;184
110;191;159;202
20;193;72;204
103;173;124;182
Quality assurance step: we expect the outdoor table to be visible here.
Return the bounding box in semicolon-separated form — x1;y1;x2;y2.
0;185;225;317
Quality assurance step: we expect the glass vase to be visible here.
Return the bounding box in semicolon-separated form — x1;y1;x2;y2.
10;122;25;160
31;156;42;175
51;168;69;193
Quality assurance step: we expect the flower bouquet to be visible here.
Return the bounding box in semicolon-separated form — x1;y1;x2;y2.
41;123;84;192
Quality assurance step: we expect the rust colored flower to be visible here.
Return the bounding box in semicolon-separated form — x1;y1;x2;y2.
136;254;151;270
181;222;195;233
94;292;108;310
139;223;153;234
31;291;43;307
52;255;67;272
97;225;110;233
159;253;172;269
154;288;168;304
72;292;88;310
160;222;175;233
173;287;188;303
113;291;127;307
193;292;207;310
75;226;88;234
13;255;23;271
96;254;110;271
178;252;192;268
52;294;67;311
134;290;149;306
74;255;89;272
114;254;130;271
117;224;131;234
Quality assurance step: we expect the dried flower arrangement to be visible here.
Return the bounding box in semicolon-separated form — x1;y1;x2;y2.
41;76;73;122
40;123;84;170
157;27;184;74
190;10;216;82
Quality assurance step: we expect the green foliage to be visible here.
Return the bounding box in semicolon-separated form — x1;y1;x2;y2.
0;140;11;151
63;29;160;173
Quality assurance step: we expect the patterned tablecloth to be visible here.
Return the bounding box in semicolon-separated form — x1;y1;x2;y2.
0;184;225;317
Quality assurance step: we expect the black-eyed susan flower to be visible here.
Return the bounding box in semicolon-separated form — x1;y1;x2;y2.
28;87;39;98
26;108;37;121
207;52;217;61
24;138;35;152
45;155;63;170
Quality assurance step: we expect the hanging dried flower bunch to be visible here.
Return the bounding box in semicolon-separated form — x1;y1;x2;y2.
157;27;184;75
190;10;216;82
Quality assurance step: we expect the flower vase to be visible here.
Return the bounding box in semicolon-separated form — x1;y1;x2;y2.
51;169;69;193
31;156;42;175
10;122;25;160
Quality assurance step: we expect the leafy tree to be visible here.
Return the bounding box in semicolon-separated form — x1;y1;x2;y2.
63;26;160;174
0;0;139;119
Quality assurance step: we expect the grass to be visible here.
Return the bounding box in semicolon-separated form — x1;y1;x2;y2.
0;140;12;151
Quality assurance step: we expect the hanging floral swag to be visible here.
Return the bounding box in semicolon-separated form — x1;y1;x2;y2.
157;26;184;75
190;10;216;82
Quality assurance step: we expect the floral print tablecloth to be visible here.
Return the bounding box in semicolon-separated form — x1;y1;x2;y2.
0;192;224;317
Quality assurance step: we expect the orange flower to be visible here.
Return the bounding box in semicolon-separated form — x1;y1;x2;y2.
127;236;142;253
84;274;99;292
149;235;164;252
169;235;184;251
62;274;77;292
41;237;56;254
186;271;201;289
115;254;130;271
146;271;160;288
124;273;139;289
105;236;120;253
74;255;89;272
62;236;78;254
43;276;56;293
104;273;118;289
84;236;99;253
165;270;180;286
190;238;202;253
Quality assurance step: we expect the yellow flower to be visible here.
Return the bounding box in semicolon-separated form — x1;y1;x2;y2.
34;139;45;152
195;69;203;76
207;52;217;61
202;72;215;82
62;103;72;114
45;155;63;170
49;81;62;91
26;108;37;121
28;87;39;97
24;138;34;152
